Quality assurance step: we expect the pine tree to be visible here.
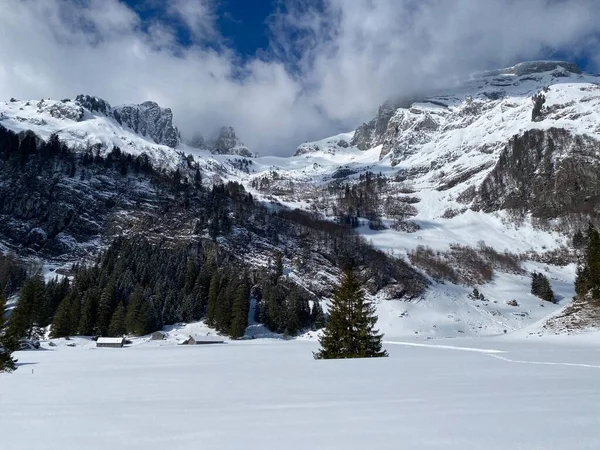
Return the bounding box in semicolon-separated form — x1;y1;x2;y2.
125;286;144;334
206;272;220;327
285;289;303;335
215;278;233;333
0;292;17;372
7;276;45;343
273;251;284;284
311;299;325;330
97;280;116;335
78;289;99;335
108;301;126;337
531;272;555;303
314;270;387;360
229;279;250;339
50;293;75;338
575;223;600;301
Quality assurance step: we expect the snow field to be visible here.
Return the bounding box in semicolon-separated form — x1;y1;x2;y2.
1;337;599;450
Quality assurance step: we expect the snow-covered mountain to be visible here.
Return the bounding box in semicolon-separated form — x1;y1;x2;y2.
1;60;599;337
0;95;253;165
187;126;255;157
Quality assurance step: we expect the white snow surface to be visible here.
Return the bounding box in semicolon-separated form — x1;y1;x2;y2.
2;335;600;450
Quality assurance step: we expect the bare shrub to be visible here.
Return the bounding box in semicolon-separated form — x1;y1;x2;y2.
391;220;421;233
448;244;494;284
441;208;466;219
384;198;418;218
477;241;524;274
408;242;524;286
408;245;459;284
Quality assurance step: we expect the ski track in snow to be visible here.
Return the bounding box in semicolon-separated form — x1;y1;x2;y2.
385;341;600;369
486;353;600;370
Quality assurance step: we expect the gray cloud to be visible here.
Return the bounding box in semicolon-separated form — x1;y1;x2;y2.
0;0;599;155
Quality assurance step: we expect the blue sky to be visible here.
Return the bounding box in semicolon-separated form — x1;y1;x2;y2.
123;0;600;73
1;1;600;155
124;0;274;57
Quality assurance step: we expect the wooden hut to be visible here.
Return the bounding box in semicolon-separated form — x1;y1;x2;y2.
183;335;224;345
96;337;125;348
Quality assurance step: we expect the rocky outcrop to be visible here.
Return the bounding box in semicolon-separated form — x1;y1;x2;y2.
475;128;600;218
208;126;253;157
75;94;112;117
113;101;181;148
350;101;398;150
75;95;181;148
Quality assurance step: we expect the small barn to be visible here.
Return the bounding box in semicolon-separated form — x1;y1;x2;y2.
182;335;224;345
151;331;167;340
96;337;125;348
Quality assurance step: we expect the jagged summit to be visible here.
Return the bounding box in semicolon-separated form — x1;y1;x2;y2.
74;94;181;147
189;125;255;158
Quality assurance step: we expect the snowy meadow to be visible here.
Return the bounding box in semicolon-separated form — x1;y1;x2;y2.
1;336;599;450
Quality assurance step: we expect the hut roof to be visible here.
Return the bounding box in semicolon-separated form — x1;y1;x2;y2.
189;335;224;343
97;337;125;345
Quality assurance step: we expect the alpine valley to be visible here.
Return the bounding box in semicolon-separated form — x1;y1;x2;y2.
2;60;600;340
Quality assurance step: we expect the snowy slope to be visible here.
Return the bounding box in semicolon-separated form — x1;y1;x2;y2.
2;337;600;450
0;97;186;168
231;61;599;336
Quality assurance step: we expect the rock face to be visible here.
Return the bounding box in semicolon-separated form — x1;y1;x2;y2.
75;95;181;148
75;94;112;117
475;128;600;218
113;101;181;148
207;126;253;157
350;101;398;150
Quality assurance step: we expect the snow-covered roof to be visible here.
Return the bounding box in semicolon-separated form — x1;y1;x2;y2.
97;337;125;344
189;335;224;343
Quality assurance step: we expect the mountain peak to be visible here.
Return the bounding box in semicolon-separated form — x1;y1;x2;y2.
73;94;181;148
187;126;254;157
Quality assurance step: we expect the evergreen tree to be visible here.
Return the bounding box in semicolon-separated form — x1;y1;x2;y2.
206;272;220;327
229;278;250;339
78;289;99;335
273;251;284;283
215;277;233;333
134;300;156;336
50;293;76;338
0;292;17;372
108;301;126;336
314;270;387;359
531;272;555;303
575;223;600;300
7;276;45;342
125;286;143;334
311;299;325;330
573;229;585;249
97;280;116;335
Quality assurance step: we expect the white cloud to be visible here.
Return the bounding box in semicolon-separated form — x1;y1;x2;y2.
168;0;219;43
0;0;599;155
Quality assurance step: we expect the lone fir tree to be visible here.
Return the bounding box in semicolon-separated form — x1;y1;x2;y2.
314;270;387;360
531;272;555;303
575;223;600;300
0;291;17;372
